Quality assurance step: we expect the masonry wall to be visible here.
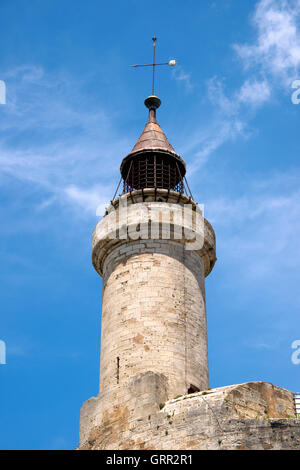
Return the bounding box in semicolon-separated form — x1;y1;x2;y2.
92;190;216;400
100;239;209;399
79;377;300;450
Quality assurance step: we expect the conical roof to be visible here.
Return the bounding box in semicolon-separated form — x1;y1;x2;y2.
112;95;195;200
120;96;186;184
128;95;178;157
130;110;176;155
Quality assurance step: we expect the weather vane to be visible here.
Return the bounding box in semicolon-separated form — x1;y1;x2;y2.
130;37;177;96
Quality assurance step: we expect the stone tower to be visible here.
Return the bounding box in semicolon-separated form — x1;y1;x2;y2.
93;95;216;401
78;96;299;451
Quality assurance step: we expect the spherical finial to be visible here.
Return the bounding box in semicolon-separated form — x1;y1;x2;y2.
144;95;161;110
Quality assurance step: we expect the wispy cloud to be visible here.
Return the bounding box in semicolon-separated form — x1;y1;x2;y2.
185;0;300;172
234;0;300;84
238;79;271;106
64;184;112;216
187;118;246;174
207;75;271;112
0;65;129;216
184;0;300;170
172;65;193;91
1;1;299;217
184;76;259;173
206;169;300;298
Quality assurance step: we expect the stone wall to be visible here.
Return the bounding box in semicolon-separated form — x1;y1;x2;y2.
92;190;216;400
78;376;300;450
99;240;209;398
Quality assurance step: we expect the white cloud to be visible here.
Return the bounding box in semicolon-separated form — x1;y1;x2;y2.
238;79;271;106
64;185;111;216
184;2;294;171
184;76;260;173
207;76;236;115
172;65;193;91
187;119;246;174
208;75;271;111
234;0;300;84
206;170;300;293
0;65;130;217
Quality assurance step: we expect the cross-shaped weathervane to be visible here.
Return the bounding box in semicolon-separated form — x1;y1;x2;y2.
131;37;177;96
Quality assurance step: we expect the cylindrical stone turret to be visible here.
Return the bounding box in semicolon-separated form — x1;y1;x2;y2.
92;187;216;400
91;95;216;401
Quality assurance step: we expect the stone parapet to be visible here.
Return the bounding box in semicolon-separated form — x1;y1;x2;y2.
92;189;216;278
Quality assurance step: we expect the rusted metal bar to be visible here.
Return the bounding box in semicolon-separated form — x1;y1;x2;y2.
175;162;183;193
138;159;140;190
184;176;194;200
112;176;122;201
123;160;133;193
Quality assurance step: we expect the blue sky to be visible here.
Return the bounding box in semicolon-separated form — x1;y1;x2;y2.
0;0;300;450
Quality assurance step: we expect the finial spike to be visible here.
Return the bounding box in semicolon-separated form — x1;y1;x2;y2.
152;36;156;95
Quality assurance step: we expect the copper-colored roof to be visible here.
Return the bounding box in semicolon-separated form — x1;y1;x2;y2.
130;112;176;155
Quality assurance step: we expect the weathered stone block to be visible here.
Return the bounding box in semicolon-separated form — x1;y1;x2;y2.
78;381;299;450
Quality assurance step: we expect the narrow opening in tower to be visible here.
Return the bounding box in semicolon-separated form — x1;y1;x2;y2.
188;384;200;394
117;357;120;384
